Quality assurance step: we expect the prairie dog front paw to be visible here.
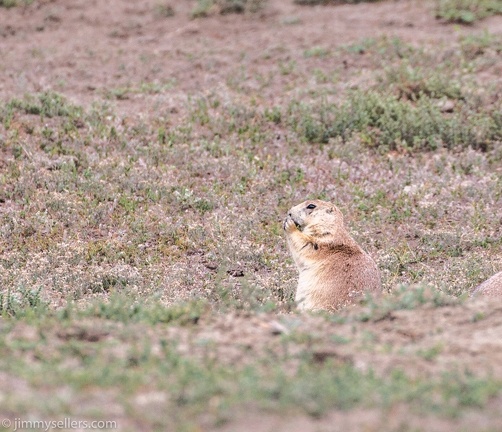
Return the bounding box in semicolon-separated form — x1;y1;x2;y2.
283;216;297;233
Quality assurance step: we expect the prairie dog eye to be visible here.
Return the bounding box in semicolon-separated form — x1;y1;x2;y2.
306;204;316;210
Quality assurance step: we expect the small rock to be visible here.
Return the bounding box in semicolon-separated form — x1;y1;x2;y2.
438;100;455;113
268;320;289;336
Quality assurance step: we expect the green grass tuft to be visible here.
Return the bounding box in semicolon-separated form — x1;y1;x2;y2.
436;0;502;24
288;91;500;151
1;92;82;128
74;294;207;325
192;0;266;18
0;0;32;7
0;286;47;319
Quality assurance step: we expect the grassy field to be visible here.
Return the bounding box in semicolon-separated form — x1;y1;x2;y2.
1;0;502;431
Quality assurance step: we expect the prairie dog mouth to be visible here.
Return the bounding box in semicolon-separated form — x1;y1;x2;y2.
287;214;304;230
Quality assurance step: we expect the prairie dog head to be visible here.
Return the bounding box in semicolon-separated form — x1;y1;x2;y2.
287;200;344;236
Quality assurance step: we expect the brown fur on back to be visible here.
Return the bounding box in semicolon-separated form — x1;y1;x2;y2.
283;199;381;311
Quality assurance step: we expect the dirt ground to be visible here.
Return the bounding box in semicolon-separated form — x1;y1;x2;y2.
1;0;502;431
187;294;502;431
1;0;501;114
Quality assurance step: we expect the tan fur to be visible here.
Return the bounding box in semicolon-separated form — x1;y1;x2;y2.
472;272;502;298
284;199;381;311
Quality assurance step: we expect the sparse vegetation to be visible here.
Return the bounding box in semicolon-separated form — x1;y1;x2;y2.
154;2;175;18
436;0;502;24
288;91;500;151
1;292;501;429
295;0;502;24
191;0;266;17
0;0;32;7
294;0;384;5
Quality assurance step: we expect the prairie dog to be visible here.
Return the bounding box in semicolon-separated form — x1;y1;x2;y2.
472;272;502;298
284;199;381;311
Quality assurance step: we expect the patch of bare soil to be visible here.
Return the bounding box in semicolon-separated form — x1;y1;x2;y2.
174;297;502;379
216;402;502;432
183;296;502;431
1;0;500;114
